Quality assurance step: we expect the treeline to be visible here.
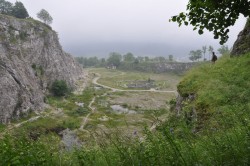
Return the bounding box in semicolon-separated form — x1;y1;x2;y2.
189;45;230;62
0;0;29;19
75;56;106;68
75;52;174;68
75;52;193;74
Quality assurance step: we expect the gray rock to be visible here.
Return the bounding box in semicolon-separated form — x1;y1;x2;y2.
231;19;250;56
0;15;85;123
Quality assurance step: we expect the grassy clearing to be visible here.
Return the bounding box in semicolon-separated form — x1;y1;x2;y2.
0;67;193;165
11;117;64;142
108;91;175;110
47;87;96;117
90;90;173;135
90;68;181;90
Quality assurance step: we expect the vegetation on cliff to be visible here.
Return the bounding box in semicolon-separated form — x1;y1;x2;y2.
50;80;70;97
0;13;84;123
0;0;29;19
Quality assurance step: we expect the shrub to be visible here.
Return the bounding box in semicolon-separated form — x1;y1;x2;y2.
50;80;69;97
31;64;36;69
19;31;28;40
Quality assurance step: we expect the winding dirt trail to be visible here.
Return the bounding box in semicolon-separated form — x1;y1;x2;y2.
0;106;61;138
77;72;177;130
80;97;96;130
14;116;41;128
91;72;178;131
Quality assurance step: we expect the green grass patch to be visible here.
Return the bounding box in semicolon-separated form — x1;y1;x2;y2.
177;54;250;131
90;68;180;90
47;87;95;117
0;124;6;132
61;117;82;130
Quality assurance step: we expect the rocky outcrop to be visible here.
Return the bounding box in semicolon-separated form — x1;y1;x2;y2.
175;93;197;116
0;14;85;123
231;18;250;56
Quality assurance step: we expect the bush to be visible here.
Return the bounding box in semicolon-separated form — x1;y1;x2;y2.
50;80;69;97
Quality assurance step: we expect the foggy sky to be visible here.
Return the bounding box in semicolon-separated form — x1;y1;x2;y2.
9;0;246;60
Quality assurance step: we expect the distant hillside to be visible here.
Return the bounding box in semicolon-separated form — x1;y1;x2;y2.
0;14;85;123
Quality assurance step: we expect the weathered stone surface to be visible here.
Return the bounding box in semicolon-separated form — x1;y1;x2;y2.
231;19;250;56
0;15;85;123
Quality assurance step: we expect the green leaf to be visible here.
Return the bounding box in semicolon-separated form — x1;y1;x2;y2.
171;16;177;22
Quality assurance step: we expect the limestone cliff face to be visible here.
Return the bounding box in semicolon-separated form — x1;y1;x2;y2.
231;19;250;56
0;15;85;123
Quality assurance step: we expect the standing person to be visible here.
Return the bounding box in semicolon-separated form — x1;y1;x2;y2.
211;52;217;63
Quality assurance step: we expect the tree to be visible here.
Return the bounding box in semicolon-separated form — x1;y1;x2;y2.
101;58;106;63
218;45;230;55
0;0;13;15
158;56;166;62
168;54;174;61
145;56;150;62
51;80;69;97
189;50;202;62
153;56;165;62
123;52;135;62
170;0;250;44
37;9;53;25
196;50;202;61
137;56;144;62
189;50;196;62
107;52;122;67
86;57;99;66
11;1;29;19
202;46;207;61
134;58;139;64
